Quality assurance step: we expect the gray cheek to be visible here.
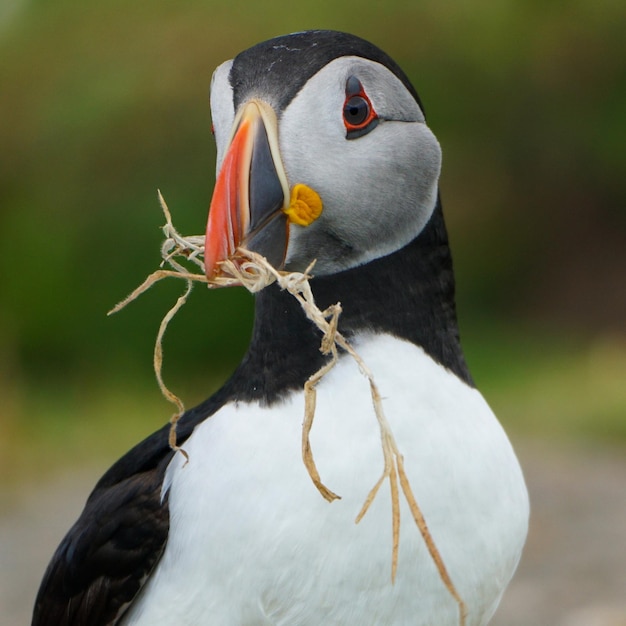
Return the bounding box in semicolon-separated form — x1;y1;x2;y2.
286;223;357;274
283;121;441;275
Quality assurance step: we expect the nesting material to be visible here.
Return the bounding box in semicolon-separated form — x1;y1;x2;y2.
109;192;467;625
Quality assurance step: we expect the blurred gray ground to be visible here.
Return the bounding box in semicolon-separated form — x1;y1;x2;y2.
2;440;625;625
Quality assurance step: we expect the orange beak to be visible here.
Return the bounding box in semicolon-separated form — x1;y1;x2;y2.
204;100;290;280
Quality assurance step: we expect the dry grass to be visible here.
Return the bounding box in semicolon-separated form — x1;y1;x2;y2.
107;192;467;623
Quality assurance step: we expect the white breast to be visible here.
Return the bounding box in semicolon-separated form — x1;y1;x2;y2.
122;334;528;625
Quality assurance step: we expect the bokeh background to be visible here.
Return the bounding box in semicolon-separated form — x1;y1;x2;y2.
1;0;625;624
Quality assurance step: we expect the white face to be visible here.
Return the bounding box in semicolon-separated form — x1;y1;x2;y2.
209;59;235;174
210;56;442;275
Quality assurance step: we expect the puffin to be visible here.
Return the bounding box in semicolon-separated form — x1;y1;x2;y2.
33;30;529;626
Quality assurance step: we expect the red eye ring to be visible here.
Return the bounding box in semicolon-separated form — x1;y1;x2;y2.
343;76;378;137
344;95;373;129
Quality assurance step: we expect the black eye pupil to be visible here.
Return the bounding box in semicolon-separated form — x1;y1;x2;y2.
344;96;369;126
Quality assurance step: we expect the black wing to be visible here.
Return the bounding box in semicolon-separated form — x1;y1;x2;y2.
32;279;326;625
32;394;226;626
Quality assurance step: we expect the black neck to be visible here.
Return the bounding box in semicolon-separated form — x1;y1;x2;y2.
218;197;472;406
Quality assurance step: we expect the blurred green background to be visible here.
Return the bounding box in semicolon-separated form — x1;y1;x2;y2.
1;0;625;481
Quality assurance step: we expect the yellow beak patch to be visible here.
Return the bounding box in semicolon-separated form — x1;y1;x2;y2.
283;183;323;227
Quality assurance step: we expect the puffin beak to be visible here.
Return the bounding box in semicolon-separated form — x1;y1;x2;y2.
204;100;291;280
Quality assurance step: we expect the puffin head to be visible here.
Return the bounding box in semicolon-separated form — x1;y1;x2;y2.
204;30;441;279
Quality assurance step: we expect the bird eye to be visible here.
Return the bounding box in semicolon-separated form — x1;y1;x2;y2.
344;96;370;127
343;76;378;139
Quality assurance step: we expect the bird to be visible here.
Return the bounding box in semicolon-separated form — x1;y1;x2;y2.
33;30;529;626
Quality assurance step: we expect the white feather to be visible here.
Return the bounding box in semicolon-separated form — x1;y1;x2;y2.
122;333;528;625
